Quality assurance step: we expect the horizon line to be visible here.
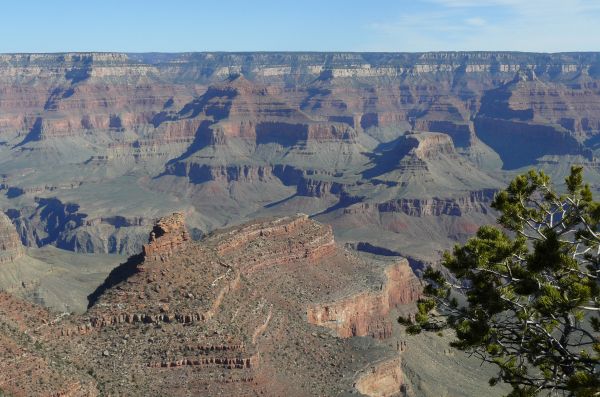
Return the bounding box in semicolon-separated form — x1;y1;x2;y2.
1;50;600;56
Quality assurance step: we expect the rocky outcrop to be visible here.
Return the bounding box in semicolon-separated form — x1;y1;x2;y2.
0;212;24;264
147;354;258;369
142;212;190;260
355;357;405;397
34;215;416;395
210;214;337;274
414;120;473;148
216;214;316;253
306;261;421;338
404;133;457;161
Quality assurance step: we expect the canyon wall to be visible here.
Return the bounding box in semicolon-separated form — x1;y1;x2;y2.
0;51;599;261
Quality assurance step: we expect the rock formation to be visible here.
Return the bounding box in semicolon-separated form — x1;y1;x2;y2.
307;262;421;338
0;214;420;396
0;212;24;264
0;52;599;262
355;357;405;397
142;212;189;260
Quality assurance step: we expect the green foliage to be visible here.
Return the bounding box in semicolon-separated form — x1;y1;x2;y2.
408;166;600;396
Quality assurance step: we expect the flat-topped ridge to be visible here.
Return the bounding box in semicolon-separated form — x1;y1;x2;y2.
403;132;457;160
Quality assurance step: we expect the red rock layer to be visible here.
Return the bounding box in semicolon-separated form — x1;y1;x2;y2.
306;262;422;338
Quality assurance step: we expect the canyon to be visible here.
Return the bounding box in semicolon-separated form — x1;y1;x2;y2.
1;51;600;395
0;52;599;264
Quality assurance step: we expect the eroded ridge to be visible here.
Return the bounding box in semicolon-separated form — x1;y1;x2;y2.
1;213;419;396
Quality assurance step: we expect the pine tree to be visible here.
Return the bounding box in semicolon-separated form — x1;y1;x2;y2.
404;166;600;396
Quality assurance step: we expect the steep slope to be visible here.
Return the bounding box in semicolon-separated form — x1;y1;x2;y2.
0;212;23;264
0;292;98;397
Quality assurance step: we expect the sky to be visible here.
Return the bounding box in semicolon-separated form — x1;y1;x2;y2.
0;0;598;53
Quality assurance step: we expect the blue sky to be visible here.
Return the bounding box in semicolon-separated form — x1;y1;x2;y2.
0;0;598;53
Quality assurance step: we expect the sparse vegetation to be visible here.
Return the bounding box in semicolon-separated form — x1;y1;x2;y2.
405;166;600;396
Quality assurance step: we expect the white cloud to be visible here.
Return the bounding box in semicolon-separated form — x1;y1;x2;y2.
465;17;486;26
361;0;600;52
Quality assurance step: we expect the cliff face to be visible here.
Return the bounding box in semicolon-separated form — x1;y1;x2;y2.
2;52;599;150
307;261;421;338
142;212;189;260
342;189;496;217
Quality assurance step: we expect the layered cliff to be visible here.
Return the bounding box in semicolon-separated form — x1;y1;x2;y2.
356;357;405;397
1;51;599;264
307;261;421;338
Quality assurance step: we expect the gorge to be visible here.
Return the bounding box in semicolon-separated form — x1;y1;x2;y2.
1;51;600;396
